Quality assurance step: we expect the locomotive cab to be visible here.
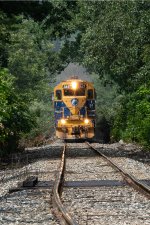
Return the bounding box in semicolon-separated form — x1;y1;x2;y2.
53;77;95;139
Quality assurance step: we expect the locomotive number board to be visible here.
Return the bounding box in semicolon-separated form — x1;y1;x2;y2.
63;84;70;89
63;83;86;89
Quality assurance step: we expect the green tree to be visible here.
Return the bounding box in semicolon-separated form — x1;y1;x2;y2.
0;68;35;155
112;85;150;147
7;17;55;92
71;1;150;91
63;1;150;147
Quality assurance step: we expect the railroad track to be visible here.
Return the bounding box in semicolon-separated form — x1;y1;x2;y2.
87;142;150;198
1;141;149;224
52;143;78;225
52;142;150;225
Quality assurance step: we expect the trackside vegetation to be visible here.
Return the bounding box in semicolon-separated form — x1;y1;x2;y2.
64;1;150;149
0;1;150;156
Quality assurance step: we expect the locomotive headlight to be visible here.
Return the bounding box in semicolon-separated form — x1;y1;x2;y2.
72;81;77;90
61;119;66;125
84;119;89;124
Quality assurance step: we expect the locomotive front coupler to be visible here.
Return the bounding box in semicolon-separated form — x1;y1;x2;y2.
79;126;88;132
71;126;80;135
62;127;68;133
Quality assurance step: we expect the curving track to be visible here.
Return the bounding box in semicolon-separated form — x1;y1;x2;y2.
52;142;150;225
86;142;150;198
52;143;77;225
0;141;149;225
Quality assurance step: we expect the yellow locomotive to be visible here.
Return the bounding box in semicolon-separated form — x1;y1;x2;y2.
53;77;96;139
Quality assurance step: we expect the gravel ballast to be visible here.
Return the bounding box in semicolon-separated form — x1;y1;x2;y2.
0;141;149;225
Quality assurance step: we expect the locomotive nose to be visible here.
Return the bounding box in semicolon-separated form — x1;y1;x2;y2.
69;97;86;115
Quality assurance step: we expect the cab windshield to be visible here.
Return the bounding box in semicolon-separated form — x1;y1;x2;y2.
64;89;85;96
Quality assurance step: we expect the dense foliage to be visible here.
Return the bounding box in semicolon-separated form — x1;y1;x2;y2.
0;1;149;154
0;1;77;155
64;1;150;148
0;68;35;154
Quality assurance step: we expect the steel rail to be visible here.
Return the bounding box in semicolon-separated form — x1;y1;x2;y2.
52;143;78;225
86;142;150;199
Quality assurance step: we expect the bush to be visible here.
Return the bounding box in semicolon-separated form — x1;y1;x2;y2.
0;68;35;156
112;85;150;148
